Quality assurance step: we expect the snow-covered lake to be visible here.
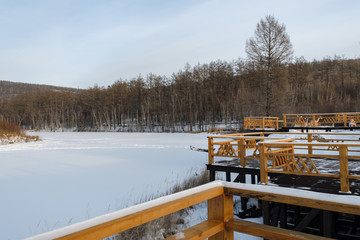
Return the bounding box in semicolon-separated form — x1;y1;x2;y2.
0;132;209;240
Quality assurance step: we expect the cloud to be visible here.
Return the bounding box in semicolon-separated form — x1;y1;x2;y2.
0;0;359;88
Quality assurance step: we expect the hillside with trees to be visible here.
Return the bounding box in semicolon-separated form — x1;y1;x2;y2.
0;80;78;101
0;16;359;132
0;56;359;132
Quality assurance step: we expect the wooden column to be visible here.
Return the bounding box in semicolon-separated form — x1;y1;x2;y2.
283;114;287;127
208;194;234;240
210;170;216;182
312;115;316;127
322;210;334;237
263;118;266;130
308;133;313;155
239;138;246;167
339;145;349;192
208;137;214;164
259;143;268;184
343;114;347;127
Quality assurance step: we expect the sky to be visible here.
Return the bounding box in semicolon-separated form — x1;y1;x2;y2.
0;0;359;89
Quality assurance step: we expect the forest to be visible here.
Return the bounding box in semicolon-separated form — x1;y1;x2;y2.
1;16;359;132
0;56;359;132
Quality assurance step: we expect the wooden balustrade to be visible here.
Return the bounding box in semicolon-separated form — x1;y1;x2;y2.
259;141;360;192
244;117;279;130
283;112;360;127
26;181;360;240
209;132;360;192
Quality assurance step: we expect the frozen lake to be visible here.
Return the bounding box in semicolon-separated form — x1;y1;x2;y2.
0;132;209;240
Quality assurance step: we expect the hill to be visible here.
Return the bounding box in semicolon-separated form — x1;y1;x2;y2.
0;80;78;101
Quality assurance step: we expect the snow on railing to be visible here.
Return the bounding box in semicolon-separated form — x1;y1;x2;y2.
25;181;360;240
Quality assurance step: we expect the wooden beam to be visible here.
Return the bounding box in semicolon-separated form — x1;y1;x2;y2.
225;218;335;240
294;209;321;231
224;187;360;216
165;220;223;240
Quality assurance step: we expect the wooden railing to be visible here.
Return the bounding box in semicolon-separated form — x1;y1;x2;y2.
208;132;360;192
244;117;279;130
259;141;360;192
283;112;360;127
26;181;360;240
209;132;360;164
208;132;270;166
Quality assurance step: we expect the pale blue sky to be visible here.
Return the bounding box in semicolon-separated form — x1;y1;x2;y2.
0;0;359;88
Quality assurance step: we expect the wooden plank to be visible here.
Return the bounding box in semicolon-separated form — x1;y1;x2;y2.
294;209;321;231
224;187;360;216
165;220;223;240
225;218;335;240
266;170;339;178
265;142;360;147
54;186;224;240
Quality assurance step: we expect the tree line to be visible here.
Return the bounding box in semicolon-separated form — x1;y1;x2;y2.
1;15;359;132
0;56;359;132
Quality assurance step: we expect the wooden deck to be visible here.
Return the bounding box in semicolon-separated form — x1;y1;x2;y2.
244;112;360;132
207;131;360;239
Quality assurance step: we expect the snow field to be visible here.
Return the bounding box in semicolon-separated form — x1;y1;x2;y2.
0;132;209;239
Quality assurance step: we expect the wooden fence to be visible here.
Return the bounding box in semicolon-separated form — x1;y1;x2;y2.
259;141;360;192
244;117;279;130
26;181;360;240
283;112;360;127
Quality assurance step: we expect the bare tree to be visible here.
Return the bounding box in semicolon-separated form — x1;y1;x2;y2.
246;15;293;116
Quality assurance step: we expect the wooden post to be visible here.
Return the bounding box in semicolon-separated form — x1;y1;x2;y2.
275;117;279;131
208;194;234;240
283;114;287;127
339;145;349;192
343;114;347;127
262;118;265;130
312;115;316;127
322;210;334;237
239;138;246;167
259;143;268;184
208;137;214;164
308;133;313;155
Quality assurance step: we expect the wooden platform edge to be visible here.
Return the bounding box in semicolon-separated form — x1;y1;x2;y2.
225;218;335;240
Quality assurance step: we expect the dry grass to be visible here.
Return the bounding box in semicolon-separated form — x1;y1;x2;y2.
0;118;21;135
0;118;40;143
110;170;209;240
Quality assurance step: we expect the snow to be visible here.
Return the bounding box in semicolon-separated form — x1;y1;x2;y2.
0;132;209;240
2;130;359;240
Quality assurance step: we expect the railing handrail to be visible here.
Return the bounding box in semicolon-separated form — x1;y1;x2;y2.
284;112;360;116
26;181;360;240
25;182;224;240
244;116;279;119
262;141;360;147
